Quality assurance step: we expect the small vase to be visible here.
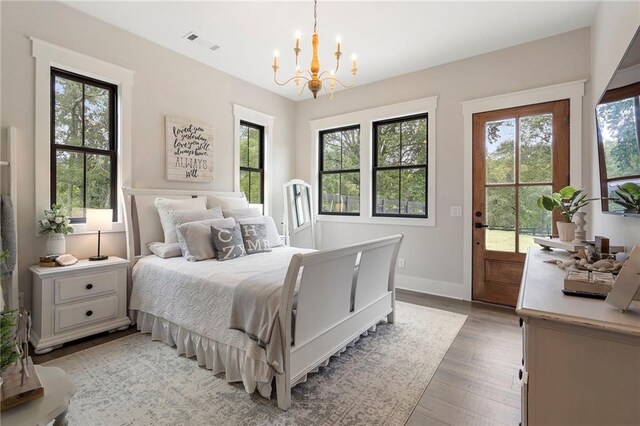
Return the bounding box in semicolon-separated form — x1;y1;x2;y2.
47;233;66;255
557;222;576;242
573;212;587;243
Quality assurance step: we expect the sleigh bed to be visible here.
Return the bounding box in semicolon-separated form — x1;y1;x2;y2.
123;187;403;410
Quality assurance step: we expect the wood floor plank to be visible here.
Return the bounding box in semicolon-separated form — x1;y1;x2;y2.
414;395;506;426
405;410;449;426
431;368;521;409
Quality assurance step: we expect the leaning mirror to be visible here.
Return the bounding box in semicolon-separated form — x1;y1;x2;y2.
596;28;640;216
283;179;315;248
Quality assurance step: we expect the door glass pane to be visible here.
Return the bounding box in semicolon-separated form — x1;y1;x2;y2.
54;77;83;147
55;150;85;218
520;114;552;183
84;85;111;150
375;169;400;214
486;186;516;252
518;185;552;253
485;119;515;184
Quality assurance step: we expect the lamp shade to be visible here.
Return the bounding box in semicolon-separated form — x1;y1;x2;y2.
85;209;113;231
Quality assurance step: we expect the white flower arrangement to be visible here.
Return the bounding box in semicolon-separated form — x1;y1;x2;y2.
39;204;74;236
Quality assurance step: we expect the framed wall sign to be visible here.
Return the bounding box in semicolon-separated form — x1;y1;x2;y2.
165;116;214;182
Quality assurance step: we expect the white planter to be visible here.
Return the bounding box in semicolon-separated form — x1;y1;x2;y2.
47;233;66;255
557;222;576;242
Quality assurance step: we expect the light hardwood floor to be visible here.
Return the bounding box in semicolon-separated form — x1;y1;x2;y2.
33;291;522;425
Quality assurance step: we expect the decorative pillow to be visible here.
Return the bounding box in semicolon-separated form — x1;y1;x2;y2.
147;242;182;259
154;197;207;243
207;195;249;211
240;223;271;254
176;217;236;261
236;216;283;248
223;207;262;219
210;225;246;261
168;207;223;236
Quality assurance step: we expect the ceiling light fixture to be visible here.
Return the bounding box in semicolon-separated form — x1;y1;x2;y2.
272;0;357;99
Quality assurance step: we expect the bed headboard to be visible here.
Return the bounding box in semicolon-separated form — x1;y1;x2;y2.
121;187;246;263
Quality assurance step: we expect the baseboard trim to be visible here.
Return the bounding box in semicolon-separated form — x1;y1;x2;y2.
396;274;467;300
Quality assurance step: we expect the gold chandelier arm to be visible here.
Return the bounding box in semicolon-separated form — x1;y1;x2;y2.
320;75;355;89
298;80;311;96
322;84;336;100
274;73;311;86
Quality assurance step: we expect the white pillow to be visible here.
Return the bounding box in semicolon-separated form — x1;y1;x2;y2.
236;216;283;248
223;207;262;219
154;197;207;243
207;195;249;211
168;208;223;234
176;217;236;261
148;242;182;259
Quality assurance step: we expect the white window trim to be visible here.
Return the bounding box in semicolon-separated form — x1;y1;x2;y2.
32;37;134;235
461;79;585;301
232;104;274;215
310;96;438;227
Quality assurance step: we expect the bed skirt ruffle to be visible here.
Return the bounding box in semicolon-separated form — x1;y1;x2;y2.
130;309;383;399
130;310;274;398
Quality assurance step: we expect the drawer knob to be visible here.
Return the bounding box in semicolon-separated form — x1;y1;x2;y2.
86;283;94;290
519;369;523;380
86;310;94;317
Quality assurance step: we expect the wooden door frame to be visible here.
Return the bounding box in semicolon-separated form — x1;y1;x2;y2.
461;80;586;301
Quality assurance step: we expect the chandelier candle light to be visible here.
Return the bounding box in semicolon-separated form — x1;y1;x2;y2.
273;0;357;99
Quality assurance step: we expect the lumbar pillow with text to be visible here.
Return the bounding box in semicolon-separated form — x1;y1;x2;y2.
223;207;262;220
154;196;207;243
148;242;182;259
236;216;283;248
206;195;250;211
240;223;271;254
210;224;247;261
176;217;236;261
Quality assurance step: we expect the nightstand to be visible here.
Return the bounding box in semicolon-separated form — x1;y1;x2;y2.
30;257;131;354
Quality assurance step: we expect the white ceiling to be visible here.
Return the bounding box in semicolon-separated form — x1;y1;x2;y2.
65;1;599;100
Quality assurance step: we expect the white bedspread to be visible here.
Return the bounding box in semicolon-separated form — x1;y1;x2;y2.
130;247;311;365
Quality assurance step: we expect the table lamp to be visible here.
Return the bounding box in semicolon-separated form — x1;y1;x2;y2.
86;208;112;261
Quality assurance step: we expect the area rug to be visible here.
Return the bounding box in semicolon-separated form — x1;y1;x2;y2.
44;302;466;426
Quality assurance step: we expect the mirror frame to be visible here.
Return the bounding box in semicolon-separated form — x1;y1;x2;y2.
282;179;316;248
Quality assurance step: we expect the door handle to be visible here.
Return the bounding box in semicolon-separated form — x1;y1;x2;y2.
475;223;489;229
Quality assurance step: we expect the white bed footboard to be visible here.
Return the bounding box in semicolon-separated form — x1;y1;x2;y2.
276;234;403;410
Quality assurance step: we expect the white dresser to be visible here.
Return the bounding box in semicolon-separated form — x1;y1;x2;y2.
516;249;640;425
30;257;131;354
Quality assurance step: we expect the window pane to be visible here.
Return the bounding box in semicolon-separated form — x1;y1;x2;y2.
376;123;401;167
240;170;250;200
84;85;111;150
54;76;83;147
401;118;427;166
342;128;360;170
485;186;516;252
86;154;112;209
596;98;640;179
248;127;260;169
321;174;340;212
519;114;552;183
322;132;341;171
249;171;262;204
518;185;552;253
375;169;400;214
55;149;85;218
485;119;515;184
341;172;360;213
239;125;249;168
401;168;426;215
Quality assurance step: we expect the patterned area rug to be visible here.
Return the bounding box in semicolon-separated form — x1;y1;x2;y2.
45;302;466;426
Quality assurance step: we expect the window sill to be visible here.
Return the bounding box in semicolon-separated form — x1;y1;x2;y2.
43;222;126;237
317;215;434;227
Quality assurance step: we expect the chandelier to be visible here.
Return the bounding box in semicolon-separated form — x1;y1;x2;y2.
272;0;358;99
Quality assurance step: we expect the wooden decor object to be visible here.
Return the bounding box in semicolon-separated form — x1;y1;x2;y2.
1;357;44;410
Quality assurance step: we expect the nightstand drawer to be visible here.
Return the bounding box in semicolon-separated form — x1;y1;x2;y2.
55;271;118;304
54;296;118;333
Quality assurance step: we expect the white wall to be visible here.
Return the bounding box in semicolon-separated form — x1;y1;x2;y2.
1;1;297;310
295;29;591;299
588;1;640;251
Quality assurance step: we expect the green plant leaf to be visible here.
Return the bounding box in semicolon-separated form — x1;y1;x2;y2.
558;186;577;199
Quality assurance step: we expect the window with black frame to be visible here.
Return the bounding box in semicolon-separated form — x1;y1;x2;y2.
319;125;360;215
51;68;117;223
373;113;428;218
239;121;264;204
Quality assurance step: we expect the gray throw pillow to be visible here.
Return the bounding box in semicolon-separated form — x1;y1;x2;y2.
176;217;236;261
240;223;271;254
210;225;246;261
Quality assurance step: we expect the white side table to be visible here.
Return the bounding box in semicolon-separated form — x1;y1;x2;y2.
1;366;76;425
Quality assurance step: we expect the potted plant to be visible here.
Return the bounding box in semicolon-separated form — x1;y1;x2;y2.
38;204;74;255
537;186;595;242
608;182;640;214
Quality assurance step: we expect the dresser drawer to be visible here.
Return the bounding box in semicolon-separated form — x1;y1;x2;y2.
54;270;118;304
54;296;118;333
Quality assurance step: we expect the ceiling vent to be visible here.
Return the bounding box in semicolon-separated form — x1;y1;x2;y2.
183;31;220;52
